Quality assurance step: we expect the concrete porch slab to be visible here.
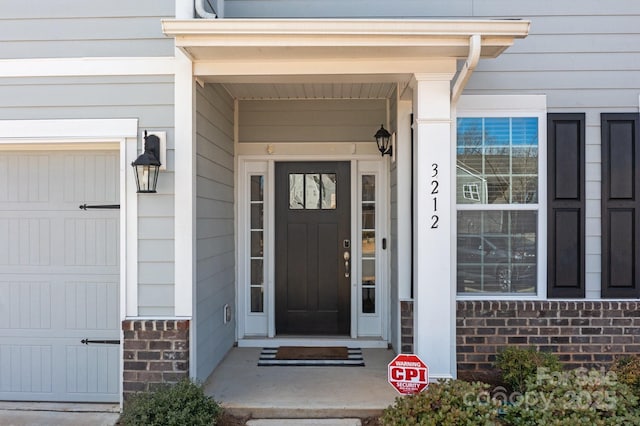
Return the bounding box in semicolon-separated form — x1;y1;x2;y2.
203;347;398;419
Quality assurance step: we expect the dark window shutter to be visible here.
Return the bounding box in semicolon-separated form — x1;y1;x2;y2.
601;113;640;298
547;114;585;298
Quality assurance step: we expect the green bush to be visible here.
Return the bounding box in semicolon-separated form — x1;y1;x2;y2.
502;367;640;426
120;379;222;426
610;355;640;395
380;379;501;426
494;346;562;393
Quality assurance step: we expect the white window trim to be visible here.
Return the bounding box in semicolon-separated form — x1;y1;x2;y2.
454;95;547;301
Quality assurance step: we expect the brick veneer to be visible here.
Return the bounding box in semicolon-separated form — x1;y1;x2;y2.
400;301;414;353
398;300;640;380
122;319;189;399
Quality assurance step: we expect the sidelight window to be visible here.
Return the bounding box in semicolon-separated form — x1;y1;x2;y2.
250;175;265;312
361;175;376;314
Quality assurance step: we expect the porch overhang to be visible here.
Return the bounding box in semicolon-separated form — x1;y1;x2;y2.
162;18;530;84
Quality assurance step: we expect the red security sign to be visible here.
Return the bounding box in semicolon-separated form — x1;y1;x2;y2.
388;354;429;395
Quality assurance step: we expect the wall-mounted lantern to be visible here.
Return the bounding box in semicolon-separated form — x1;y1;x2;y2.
375;124;393;157
132;131;161;193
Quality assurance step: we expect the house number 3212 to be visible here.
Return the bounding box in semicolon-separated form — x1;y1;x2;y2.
431;163;439;229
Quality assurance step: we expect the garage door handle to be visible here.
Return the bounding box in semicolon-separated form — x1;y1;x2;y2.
79;204;120;210
81;339;120;345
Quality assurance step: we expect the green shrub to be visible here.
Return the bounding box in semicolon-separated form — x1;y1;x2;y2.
380;379;501;426
610;355;640;395
502;367;640;426
120;379;222;426
494;346;562;393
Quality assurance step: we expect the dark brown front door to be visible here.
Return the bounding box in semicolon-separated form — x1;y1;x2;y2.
275;161;351;335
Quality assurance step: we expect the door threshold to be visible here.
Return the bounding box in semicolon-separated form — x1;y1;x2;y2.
237;337;388;349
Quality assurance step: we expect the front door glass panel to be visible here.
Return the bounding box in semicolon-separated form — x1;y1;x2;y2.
289;173;337;210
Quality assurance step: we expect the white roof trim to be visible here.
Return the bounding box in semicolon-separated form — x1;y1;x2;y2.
162;18;530;63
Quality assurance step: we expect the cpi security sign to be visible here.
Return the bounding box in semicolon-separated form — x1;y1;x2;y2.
388;354;429;395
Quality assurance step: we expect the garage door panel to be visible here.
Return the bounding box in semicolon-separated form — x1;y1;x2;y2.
0;281;51;329
63;154;119;204
0;150;119;402
0;218;51;266
64;281;119;330
0;154;50;204
66;345;119;395
64;218;119;267
0;344;53;394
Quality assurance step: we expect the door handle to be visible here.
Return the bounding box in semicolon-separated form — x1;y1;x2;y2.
344;251;350;278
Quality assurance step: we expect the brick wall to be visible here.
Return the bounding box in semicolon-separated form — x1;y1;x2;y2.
400;301;414;353
122;319;190;399
399;301;640;381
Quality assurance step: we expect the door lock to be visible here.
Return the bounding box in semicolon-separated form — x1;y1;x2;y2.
344;251;350;278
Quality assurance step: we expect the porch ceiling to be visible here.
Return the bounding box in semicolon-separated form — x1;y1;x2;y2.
162;18;530;99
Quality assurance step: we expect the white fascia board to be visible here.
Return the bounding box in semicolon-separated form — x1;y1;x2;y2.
164;19;529;65
163;19;531;39
0;119;138;140
0;57;175;78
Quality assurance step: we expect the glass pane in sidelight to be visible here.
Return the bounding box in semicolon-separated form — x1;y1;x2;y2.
250;287;264;313
250;259;264;285
362;175;375;201
251;175;264;201
362;231;375;257
362;204;375;229
362;259;376;286
250;203;263;229
251;231;263;257
362;288;375;314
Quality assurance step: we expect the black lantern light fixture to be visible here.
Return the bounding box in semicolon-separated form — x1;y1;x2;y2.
132;131;161;193
375;124;393;157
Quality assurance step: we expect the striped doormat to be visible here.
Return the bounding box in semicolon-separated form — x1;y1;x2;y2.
258;346;365;367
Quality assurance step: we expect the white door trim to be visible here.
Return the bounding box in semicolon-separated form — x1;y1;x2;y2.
236;152;389;344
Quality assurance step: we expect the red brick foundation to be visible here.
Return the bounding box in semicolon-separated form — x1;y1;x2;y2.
122;319;189;399
399;300;640;380
401;301;414;353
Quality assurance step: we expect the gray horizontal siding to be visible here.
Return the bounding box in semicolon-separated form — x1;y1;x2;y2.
0;74;177;314
195;83;235;381
0;0;174;59
225;0;474;18
226;0;640;18
239;99;386;143
461;5;639;298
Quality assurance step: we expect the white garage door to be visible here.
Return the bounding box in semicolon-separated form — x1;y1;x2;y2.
0;150;120;402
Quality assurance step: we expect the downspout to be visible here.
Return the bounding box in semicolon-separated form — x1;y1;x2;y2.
195;0;218;19
451;34;481;104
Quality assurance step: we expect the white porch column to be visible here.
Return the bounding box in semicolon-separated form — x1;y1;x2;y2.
174;48;196;317
412;72;456;379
